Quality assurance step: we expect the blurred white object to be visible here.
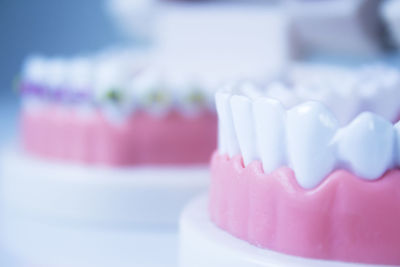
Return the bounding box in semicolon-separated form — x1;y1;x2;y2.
286;0;383;57
1;146;208;266
106;0;156;41
3;213;177;267
1;147;208;226
179;195;383;267
154;1;290;81
381;0;400;48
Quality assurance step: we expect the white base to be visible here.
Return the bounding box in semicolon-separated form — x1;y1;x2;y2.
0;147;209;226
1;212;178;267
179;195;391;267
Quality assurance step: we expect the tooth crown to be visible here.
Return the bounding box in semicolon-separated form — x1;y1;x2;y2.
217;72;400;188
20;54;216;119
286;64;400;125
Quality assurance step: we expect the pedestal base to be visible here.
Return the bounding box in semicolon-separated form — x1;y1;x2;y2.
2;212;178;267
179;195;393;267
1;147;209;226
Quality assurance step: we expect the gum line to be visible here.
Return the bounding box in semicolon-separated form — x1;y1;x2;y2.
209;152;400;265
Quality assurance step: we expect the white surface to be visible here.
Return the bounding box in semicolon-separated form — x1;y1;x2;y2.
179;195;392;267
1;147;209;226
2;211;177;267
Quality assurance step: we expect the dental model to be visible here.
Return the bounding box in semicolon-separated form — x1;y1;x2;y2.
0;50;217;242
19;54;217;165
180;64;400;267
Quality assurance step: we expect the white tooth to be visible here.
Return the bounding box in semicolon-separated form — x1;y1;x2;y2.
265;82;299;108
215;92;240;157
336;112;394;180
230;95;257;165
68;57;93;90
93;60;125;99
373;71;400;123
23;55;46;84
45;58;68;89
253;97;286;173
286;102;338;189
238;82;262;100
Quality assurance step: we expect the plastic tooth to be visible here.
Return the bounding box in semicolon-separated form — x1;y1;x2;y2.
230;95;257;165
286;102;338;189
68;58;93;91
335;112;394;180
93;60;125;100
23;56;46;84
253;97;286;173
237;82;263;100
45;58;68;89
264;82;298;108
215;92;240;157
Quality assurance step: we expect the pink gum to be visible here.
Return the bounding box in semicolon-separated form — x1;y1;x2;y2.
209;152;400;265
21;106;217;166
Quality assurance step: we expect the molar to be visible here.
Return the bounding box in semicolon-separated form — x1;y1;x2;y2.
253;97;286;173
336;112;394;180
286;102;339;189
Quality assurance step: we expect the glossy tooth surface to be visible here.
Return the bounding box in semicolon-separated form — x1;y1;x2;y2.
215;92;239;157
336;112;394;180
253;97;286;173
230;95;257;165
286;102;338;189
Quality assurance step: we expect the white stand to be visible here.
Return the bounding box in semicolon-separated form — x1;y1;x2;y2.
2;211;178;267
0;146;209;225
179;195;392;267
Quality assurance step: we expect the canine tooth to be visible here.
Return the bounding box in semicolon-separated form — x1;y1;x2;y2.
215;92;240;157
230;95;257;165
253;97;286;173
286;102;338;189
336;112;394;180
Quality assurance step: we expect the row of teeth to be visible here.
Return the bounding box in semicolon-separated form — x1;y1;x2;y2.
216;72;400;189
271;64;400;125
21;55;215;114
